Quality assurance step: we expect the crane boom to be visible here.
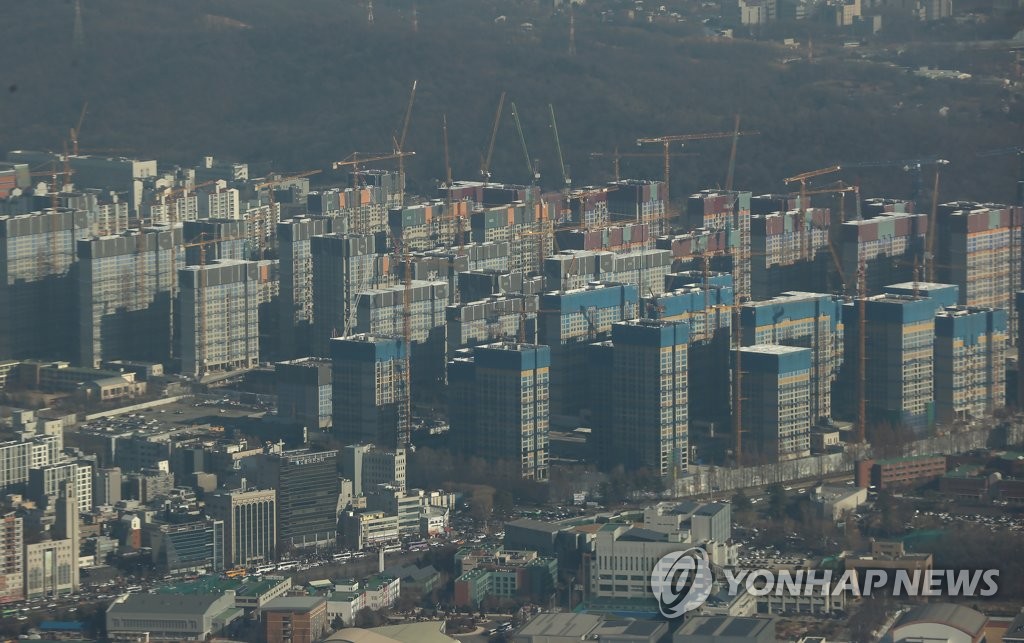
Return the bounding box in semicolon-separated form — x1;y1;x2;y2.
549;104;569;188
510;102;538;184
481;92;506;180
725;114;741;192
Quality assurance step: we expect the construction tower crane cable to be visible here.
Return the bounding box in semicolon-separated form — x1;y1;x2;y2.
725;114;742;193
395;80;418;206
70;101;88;156
549;104;570;189
589;148;696;182
785;165;843;262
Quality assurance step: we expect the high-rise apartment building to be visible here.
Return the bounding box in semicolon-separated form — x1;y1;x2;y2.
352;281;448;342
685;191;752;299
739;345;813;462
934;306;1007;425
537;282;639;417
0;209;91;360
445;295;538;355
937;203;1023;337
182;219;247;264
589;320;689;479
331;334;405;447
206;486;277;567
310;233;387;356
275;358;332;430
277;216;340;358
178;259;261;377
750;208;831;299
838;212;926;295
244;449;339;550
449;343;550;481
77;227;179;367
740;292;844;422
843;294;936;433
606;180;667;237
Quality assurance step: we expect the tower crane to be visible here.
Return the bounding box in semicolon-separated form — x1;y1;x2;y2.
841;156;948;205
334;152;415;231
549;104;570;190
589;148;696;182
480;92;506;181
510;102;540;185
784;166;843;262
393;80;418;206
793;182;861;293
69;101;88;156
636;128;760;219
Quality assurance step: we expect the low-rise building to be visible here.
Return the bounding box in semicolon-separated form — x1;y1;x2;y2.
845;540;933;577
811;484;868;520
673;616;777;643
106;592;241;641
856;455;948;490
262;596;328;643
453;546;557;608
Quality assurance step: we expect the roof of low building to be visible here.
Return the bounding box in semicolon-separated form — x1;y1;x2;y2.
260;596;326;613
894;603;987;636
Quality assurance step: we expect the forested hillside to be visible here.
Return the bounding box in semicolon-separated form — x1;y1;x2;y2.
0;0;1020;203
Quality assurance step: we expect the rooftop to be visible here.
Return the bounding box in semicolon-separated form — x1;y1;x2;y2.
108;592;230;616
894;603;987;636
261;596;326;613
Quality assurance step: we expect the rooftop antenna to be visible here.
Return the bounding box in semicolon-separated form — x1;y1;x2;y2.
73;0;85;50
367;0;374;26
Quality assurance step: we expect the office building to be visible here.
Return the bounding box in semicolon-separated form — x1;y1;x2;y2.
739;345;813;462
750;207;831;299
843;293;936;433
685;191;753;299
589;320;689;478
277;216;340;357
838;212;926;295
449;343;550;481
741;292;844;422
934;306;1007;425
538;282;639;417
244;448;339;550
445;294;538;354
341;444;407;496
24;538;78;598
145;518;224;574
0;433;62;490
76;227;179;368
206;487;276;567
331;334;406;447
0;513;23;603
366;485;429;536
937;202;1023;334
310;233;388;356
0;209;91;360
588;523;686;602
178;259;262;377
339;510;400;550
275;358;332;430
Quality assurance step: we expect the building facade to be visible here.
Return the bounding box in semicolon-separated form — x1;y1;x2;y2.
275;358;332;430
331;334;406;447
205;487;277;567
739;345;813;462
934;306;1007;425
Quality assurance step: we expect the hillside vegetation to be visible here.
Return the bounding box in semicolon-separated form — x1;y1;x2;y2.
0;0;1020;203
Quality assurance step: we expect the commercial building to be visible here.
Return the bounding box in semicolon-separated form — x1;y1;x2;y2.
537;282;639;417
106;592;240;641
331;334;406;447
93;466;122;507
27;461;92;511
178;259;263;377
741;292;844;422
454;547;557;608
589;320;689;478
934;306;1007;425
588;523;686;602
205;487;276;567
750;207;831;299
310;233;389;356
76;227;179;367
244;448;339;549
0;434;62;490
937;202;1023;331
739;345;813;462
843;293;936;433
339;510;400;550
262;596;328;643
341;444;407;496
448;343;550;481
0;208;91;360
275;358;332;430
